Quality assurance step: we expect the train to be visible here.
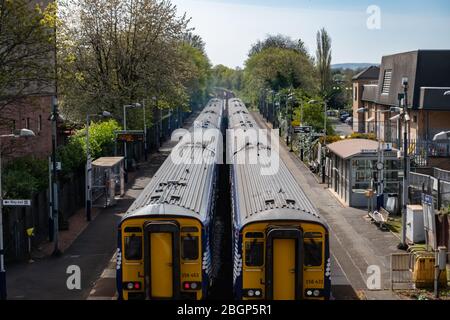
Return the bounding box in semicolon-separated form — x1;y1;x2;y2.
116;98;224;300
228;98;331;300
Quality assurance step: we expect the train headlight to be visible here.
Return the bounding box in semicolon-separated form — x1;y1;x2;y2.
313;290;320;297
247;290;255;297
254;290;262;297
190;282;198;290
307;290;313;296
127;282;134;290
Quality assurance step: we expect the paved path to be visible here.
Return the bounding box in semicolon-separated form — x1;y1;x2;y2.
6;156;166;300
252;112;403;300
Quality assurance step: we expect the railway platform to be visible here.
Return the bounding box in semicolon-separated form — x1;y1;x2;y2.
252;111;405;300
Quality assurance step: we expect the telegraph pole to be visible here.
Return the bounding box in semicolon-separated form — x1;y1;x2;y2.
398;78;410;250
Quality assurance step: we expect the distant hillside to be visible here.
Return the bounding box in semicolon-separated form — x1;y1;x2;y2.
331;63;379;71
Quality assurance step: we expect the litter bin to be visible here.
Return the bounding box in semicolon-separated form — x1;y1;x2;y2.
386;193;399;215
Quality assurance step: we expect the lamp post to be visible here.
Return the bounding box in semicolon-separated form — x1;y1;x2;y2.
122;103;142;171
390;78;411;250
0;129;36;300
287;92;295;151
86;111;111;222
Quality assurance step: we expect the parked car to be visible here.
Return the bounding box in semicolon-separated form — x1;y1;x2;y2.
340;113;350;122
345;117;353;125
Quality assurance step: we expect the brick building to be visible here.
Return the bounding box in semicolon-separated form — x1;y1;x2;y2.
0;0;56;160
352;50;450;169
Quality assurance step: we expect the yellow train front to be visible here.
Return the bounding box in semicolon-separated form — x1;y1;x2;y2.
228;98;331;300
116;99;223;300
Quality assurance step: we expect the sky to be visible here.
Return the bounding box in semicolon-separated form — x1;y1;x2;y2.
171;0;450;68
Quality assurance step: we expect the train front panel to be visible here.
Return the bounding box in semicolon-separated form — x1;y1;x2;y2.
236;221;330;300
117;217;209;300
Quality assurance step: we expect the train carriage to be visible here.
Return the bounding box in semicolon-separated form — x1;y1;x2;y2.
117;99;224;300
228;98;331;300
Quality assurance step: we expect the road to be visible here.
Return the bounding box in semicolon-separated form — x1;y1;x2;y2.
331;118;353;136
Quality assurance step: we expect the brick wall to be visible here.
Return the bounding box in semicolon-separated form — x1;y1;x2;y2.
0;95;52;159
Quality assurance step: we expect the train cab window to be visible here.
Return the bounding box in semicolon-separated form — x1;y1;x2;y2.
125;235;142;260
245;241;264;267
182;236;199;261
304;240;323;267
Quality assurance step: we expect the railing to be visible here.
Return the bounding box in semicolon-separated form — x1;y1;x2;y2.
434;168;450;182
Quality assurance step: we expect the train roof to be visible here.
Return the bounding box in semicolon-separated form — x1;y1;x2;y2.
122;99;223;223
228;99;326;229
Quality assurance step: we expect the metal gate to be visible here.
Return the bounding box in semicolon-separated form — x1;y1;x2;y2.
390;253;414;290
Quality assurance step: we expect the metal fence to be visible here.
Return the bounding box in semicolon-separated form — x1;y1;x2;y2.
391;253;414;290
391;252;450;291
409;170;450;211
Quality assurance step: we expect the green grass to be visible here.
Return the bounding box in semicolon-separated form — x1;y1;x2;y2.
386;217;402;234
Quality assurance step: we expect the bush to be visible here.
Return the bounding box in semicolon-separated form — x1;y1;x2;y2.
57;119;122;179
349;132;377;140
2;157;48;198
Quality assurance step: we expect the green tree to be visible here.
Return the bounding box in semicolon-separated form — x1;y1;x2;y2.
243;47;317;106
57;119;122;179
0;0;56;122
249;34;308;57
58;0;211;127
316;28;332;94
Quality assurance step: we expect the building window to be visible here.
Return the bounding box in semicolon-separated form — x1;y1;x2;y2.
38;115;42;132
26;118;31;129
354;86;358;101
11;120;16;133
381;70;392;95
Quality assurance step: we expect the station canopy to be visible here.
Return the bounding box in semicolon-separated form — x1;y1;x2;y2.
327;139;398;159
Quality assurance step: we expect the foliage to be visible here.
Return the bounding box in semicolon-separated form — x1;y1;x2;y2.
243;46;317;106
179;43;212;110
58;0;212;128
57;119;122;178
2;157;48;198
0;0;56;115
289;90;335;135
211;65;244;92
349;132;377;140
316;28;332;94
249;34;309;57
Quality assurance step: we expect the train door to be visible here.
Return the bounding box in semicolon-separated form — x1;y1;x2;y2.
144;221;180;299
265;227;303;300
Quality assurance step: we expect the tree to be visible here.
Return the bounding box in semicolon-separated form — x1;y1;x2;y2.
211;65;243;92
249;34;308;57
58;0;210;127
316;28;332;94
0;0;56;124
243;47;317;106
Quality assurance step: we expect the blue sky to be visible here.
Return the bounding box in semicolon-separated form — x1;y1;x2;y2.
171;0;450;68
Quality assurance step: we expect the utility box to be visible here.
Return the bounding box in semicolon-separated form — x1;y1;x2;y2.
406;205;425;244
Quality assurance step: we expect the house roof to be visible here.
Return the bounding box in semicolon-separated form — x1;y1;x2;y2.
352;66;380;81
327;139;398;159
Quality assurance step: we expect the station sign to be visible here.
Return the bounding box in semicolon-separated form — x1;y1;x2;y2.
3;199;32;207
116;131;144;142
